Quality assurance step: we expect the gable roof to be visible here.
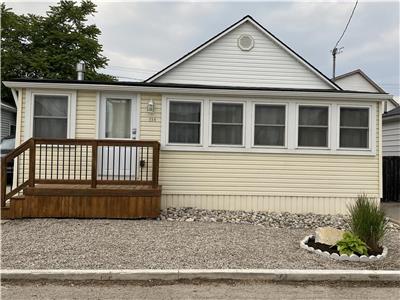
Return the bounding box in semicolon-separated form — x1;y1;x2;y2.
334;69;386;93
334;69;398;108
145;15;341;90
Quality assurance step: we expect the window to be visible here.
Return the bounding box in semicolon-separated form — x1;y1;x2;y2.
9;124;16;136
340;107;369;148
168;101;201;144
33;95;68;138
106;98;131;138
298;105;329;147
211;103;243;145
254;104;285;146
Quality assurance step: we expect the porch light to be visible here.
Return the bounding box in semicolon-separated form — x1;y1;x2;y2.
147;99;155;113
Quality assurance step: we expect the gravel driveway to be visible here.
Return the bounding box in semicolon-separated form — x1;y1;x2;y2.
1;219;399;270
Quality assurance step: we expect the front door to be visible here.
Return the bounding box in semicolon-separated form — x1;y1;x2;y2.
99;93;138;178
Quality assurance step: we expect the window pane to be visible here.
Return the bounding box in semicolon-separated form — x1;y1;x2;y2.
106;98;131;138
212;103;243;123
170;102;201;122
255;105;285;125
212;124;242;145
299;106;328;126
298;127;327;147
34;95;68;117
340;128;368;148
255;126;284;146
33;118;67;138
169;123;200;144
340;108;369;127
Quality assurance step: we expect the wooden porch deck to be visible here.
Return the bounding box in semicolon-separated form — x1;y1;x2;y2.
1;139;161;219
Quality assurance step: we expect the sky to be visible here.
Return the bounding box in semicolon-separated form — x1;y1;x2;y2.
5;0;400;96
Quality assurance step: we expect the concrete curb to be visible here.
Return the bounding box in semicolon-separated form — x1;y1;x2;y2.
1;269;400;282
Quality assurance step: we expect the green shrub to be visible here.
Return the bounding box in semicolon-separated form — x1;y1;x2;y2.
336;232;368;256
348;194;388;253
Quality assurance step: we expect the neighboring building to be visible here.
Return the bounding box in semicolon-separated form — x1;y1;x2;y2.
2;15;392;215
334;69;399;112
1;102;17;139
382;107;400;157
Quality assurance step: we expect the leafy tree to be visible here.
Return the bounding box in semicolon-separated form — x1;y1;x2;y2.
1;1;115;104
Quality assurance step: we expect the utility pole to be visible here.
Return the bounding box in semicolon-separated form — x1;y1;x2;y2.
330;0;358;79
331;47;343;79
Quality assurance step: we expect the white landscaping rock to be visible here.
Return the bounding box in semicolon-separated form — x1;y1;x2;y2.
300;235;388;263
315;227;345;245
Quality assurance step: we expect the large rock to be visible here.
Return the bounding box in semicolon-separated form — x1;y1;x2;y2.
315;227;345;246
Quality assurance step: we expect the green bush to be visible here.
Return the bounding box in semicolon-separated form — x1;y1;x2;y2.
348;194;388;254
336;232;368;256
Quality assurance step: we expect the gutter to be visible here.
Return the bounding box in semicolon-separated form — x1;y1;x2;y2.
2;81;392;101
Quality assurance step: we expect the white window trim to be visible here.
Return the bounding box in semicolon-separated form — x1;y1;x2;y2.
165;97;204;147
296;103;331;150
251;102;288;149
25;89;76;140
337;104;374;152
160;95;378;156
209;100;246;148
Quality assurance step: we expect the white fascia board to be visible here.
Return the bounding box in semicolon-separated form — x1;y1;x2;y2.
2;81;391;101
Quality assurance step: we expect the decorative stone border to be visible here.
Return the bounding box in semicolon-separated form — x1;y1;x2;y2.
300;235;388;262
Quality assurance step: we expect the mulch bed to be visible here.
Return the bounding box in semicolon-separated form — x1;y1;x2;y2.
305;236;383;256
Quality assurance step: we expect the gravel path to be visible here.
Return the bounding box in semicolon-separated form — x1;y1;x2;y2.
1;219;399;270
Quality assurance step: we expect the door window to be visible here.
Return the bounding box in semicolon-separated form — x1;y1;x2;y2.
105;98;131;138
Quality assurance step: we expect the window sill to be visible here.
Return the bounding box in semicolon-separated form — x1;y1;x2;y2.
160;144;376;156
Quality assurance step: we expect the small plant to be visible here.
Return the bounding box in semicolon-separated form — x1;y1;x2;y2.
348;194;388;254
336;232;368;256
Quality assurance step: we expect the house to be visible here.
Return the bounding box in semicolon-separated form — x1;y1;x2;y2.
1;101;17;139
333;69;399;113
1;15;393;218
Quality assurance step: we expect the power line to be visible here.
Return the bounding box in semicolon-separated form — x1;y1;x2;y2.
331;0;359;79
333;0;359;50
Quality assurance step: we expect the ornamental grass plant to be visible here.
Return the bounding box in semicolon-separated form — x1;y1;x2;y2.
348;194;388;254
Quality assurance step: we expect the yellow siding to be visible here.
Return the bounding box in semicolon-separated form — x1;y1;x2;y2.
75;90;97;138
140;94;162;140
14;90;382;214
138;94;381;214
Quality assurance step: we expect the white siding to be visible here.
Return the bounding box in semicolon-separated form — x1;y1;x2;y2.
155;21;331;89
383;119;400;156
1;108;16;139
334;73;380;93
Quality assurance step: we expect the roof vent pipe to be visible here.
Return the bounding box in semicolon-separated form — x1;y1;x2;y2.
76;61;86;80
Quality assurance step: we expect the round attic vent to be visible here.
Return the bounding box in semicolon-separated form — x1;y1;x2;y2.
238;34;254;51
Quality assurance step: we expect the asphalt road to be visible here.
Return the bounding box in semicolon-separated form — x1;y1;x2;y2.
2;280;399;300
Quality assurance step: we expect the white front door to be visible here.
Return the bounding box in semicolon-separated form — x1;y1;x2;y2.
99;93;138;178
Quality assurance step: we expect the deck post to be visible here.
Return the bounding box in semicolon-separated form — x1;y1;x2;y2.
29;139;36;187
91;141;98;188
152;142;160;188
1;157;6;206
